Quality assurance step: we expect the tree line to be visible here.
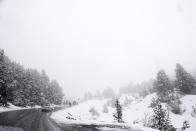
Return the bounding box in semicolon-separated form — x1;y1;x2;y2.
154;63;196;99
151;63;196;116
149;63;196;131
0;49;64;107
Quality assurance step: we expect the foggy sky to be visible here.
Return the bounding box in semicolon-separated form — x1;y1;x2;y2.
0;0;196;98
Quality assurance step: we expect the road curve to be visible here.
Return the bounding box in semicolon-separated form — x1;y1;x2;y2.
0;109;102;131
0;109;133;131
0;109;61;131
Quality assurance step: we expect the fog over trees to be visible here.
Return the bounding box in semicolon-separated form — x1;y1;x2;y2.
82;63;196;102
0;49;64;107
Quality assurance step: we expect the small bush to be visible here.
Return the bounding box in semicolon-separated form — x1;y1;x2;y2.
89;107;99;116
168;99;181;114
191;106;196;117
179;121;190;131
192;106;196;114
133;119;140;124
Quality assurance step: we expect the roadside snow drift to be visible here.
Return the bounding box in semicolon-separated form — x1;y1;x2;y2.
0;103;27;113
0;103;42;113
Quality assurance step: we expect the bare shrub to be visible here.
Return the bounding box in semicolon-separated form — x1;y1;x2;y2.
179;121;190;131
142;113;153;127
133;119;140;124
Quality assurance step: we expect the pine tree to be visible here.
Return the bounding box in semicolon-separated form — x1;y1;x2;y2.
151;102;176;131
0;49;64;107
151;102;166;130
0;49;8;106
175;63;196;94
153;70;173;102
113;99;123;123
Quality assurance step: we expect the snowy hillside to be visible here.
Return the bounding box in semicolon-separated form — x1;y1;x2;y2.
170;95;196;131
51;99;114;123
51;94;196;131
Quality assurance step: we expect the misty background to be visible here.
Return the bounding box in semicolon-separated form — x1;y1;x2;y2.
0;0;196;98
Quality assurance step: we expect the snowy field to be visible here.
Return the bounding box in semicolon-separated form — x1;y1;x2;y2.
51;94;196;131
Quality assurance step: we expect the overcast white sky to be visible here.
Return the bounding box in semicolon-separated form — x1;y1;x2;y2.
0;0;196;98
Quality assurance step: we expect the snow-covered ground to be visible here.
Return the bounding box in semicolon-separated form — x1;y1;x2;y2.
51;95;155;130
170;95;196;131
51;94;196;131
0;103;26;113
0;103;41;113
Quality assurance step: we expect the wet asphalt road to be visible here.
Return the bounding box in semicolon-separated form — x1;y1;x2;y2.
0;109;61;131
0;109;133;131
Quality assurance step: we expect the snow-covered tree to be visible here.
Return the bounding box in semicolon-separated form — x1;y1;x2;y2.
113;99;123;123
153;70;173;102
150;97;160;108
48;80;64;105
0;49;9;106
0;49;64;107
151;103;176;131
175;63;196;94
151;102;166;130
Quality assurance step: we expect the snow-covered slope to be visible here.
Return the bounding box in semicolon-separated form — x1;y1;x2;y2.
51;99;114;123
51;94;196;131
170;95;196;131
